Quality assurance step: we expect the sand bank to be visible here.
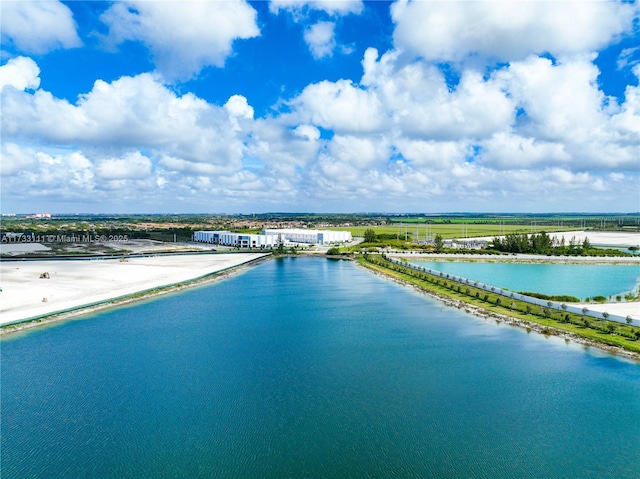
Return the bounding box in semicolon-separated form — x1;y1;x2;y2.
0;253;268;328
460;231;640;248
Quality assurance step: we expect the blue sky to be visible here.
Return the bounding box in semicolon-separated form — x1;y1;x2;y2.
1;0;639;214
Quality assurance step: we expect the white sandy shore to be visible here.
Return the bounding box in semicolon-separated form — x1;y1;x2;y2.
461;231;640;247
574;302;640;321
0;253;268;326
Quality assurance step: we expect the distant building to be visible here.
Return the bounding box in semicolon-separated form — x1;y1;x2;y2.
193;231;277;249
444;238;489;249
193;228;352;248
29;212;51;219
262;228;352;245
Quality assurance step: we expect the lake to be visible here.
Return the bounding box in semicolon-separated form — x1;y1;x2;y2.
411;260;640;300
2;258;639;478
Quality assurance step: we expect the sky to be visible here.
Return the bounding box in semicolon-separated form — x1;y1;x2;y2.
1;0;639;214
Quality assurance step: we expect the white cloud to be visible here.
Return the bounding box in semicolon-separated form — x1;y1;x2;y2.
0;56;40;91
304;21;336;59
361;48;514;140
291;79;385;132
479;133;571;170
269;0;363;16
96;152;152;180
395;139;469;169
0;145;95;204
245;119;323;176
1;71;248;171
293;124;321;142
494;55;639;170
391;0;637;63
225;95;254;119
327;134;390;170
0;0;81;54
100;0;259;81
1;142;38;176
617;46;640;70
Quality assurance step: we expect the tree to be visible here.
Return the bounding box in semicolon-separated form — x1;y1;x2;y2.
626;315;633;325
275;233;286;255
364;228;376;243
434;234;444;252
602;311;610;319
582;236;592;250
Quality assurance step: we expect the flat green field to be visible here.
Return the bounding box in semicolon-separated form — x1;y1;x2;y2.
331;224;579;239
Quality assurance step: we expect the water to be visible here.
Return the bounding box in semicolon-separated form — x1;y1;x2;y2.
2;258;639;478
412;260;640;300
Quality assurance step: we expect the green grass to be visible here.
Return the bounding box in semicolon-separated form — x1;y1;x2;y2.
330;224;578;240
357;254;640;355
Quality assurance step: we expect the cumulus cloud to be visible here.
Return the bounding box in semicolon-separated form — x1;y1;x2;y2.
1;142;38;176
0;0;81;54
0;56;40;91
2;7;639;213
269;0;363;16
361;48;514;140
479;133;571;170
100;0;259;81
391;0;637;63
225;94;254;119
304;21;336;59
1;71;248;172
394;139;470;169
291;79;385;132
0;145;95;205
492;55;640;170
275;44;640;210
96;152;152;180
327;134;390;170
245;119;323;176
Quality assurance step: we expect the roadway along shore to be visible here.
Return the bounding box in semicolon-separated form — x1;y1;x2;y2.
0;253;269;331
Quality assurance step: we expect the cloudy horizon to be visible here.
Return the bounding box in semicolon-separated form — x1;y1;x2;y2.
1;0;639;214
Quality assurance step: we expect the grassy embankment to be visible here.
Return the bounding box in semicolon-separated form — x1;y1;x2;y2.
357;254;640;355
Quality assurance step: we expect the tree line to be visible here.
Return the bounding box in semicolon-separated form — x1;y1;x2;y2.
491;232;591;254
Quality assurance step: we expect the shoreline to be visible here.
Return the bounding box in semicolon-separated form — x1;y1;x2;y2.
3;252;638;361
356;258;640;363
390;253;640;320
0;253;271;336
391;252;640;264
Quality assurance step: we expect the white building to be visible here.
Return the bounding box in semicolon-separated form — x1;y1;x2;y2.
194;228;352;248
262;228;352;245
193;231;278;249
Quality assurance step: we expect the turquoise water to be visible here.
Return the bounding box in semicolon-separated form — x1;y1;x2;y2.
2;258;639;478
412;261;640;299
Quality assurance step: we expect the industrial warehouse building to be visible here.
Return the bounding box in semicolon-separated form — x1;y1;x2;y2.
193;228;352;248
262;228;352;245
193;231;278;248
